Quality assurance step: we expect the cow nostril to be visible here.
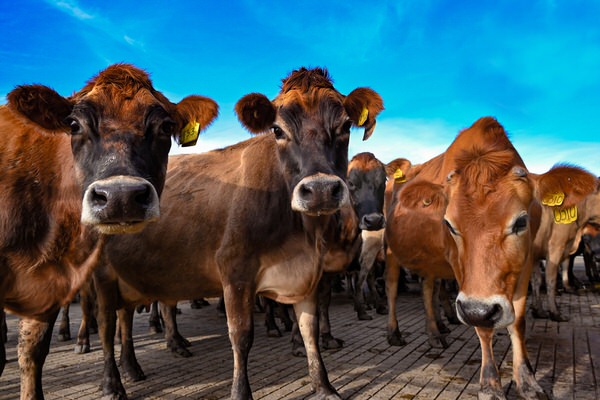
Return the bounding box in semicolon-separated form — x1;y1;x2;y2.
299;184;313;199
91;188;108;207
135;186;152;207
331;180;343;200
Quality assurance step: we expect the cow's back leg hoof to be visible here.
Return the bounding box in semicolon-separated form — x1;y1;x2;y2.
387;328;407;346
74;343;90;354
321;334;344;350
357;310;373;320
531;307;549;319
122;363;146;382
437;322;451;334
478;386;507;400
57;332;71;342
549;311;569;322
375;304;388;315
291;342;306;357
266;326;282;338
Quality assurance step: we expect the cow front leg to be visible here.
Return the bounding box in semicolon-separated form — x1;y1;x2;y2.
117;306;146;381
319;273;344;350
530;262;549;319
509;294;549;399
158;302;192;357
1;309;6;375
294;294;341;400
18;312;58;400
385;252;406;346
223;283;255;400
474;327;504;400
544;259;568;321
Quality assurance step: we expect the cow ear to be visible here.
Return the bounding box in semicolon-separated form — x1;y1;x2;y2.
344;87;384;141
385;158;412;182
7;85;73;131
235;93;276;134
532;165;597;208
174;95;219;147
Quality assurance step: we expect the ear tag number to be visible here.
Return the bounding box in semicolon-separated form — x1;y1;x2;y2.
181;121;200;147
553;205;577;224
542;192;564;206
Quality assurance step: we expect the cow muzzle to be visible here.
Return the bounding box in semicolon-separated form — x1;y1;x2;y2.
455;292;514;329
81;175;160;234
291;173;349;216
360;212;385;231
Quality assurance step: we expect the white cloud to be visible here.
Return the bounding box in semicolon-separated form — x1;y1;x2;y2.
51;0;93;20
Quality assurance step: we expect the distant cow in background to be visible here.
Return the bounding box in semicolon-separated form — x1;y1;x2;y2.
91;67;383;399
383;117;596;399
531;177;600;320
0;63;218;399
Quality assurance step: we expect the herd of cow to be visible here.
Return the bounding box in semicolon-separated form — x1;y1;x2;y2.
0;63;599;400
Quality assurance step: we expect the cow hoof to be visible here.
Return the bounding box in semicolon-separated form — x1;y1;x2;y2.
291;344;306;358
531;308;549;319
57;332;71;341
549;312;569;322
309;392;342;400
322;337;344;350
447;316;461;325
518;384;551;400
387;329;407;346
169;345;192;358
148;323;163;334
101;394;128;400
74;343;91;354
376;305;388;315
428;335;449;349
437;323;451;334
267;328;282;338
357;311;373;320
478;386;507;400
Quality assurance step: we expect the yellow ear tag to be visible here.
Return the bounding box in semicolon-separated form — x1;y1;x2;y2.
393;168;406;183
180;121;200;147
358;107;369;126
553;205;577;224
542;191;565;206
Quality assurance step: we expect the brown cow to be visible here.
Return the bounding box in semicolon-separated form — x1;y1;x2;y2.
0;63;218;399
90;67;383;399
384;117;596;399
531;178;600;320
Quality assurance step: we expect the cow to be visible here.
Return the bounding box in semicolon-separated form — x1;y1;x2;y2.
530;177;600;320
90;67;383;399
383;117;596;399
579;222;600;283
0;63;218;399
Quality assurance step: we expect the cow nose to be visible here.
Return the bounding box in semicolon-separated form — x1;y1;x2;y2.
456;298;503;328
360;212;385;231
81;176;160;233
291;173;349;215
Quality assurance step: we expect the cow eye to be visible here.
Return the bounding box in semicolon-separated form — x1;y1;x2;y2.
512;214;529;235
444;219;458;235
159;119;176;136
67;118;82;135
341;120;352;135
271;125;286;140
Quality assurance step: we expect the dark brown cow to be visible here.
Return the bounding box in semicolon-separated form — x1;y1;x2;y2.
91;67;383;399
531;178;600;320
0;63;218;399
384;117;596;399
580;222;600;283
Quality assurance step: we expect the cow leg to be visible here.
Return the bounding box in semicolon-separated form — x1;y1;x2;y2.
158;302;192;357
223;283;255;400
385;252;406;346
264;299;283;338
18;312;58;400
148;301;163;334
422;277;448;348
74;281;96;354
530;262;549;319
319;274;344;350
289;311;306;357
353;263;373;320
544;256;568;321
294;293;341;400
0;309;6;376
117;305;146;381
565;256;583;291
474;326;505;400
508;294;549;400
440;280;460;325
95;277;128;399
57;303;71;341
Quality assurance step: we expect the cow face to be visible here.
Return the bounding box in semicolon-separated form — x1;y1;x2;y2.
582;222;600;262
7;64;218;234
347;152;386;230
235;67;383;217
441;118;597;329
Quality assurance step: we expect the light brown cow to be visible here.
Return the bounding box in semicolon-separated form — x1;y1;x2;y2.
0;63;218;399
384;117;596;399
531;177;600;320
91;67;383;399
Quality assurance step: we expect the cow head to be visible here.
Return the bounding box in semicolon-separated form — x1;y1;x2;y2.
347;152;386;230
582;222;600;263
441;117;597;329
7;64;218;234
235;67;383;217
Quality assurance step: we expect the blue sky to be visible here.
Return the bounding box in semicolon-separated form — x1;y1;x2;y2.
1;0;599;173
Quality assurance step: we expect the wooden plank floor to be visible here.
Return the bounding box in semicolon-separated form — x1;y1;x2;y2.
1;260;599;399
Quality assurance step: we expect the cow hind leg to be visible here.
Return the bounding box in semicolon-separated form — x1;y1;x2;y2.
294;294;341;400
159;302;192;357
422;278;448;349
264;298;283;338
385;252;406;346
57;303;71;341
18;313;58;400
530;262;549;319
544;259;568;322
